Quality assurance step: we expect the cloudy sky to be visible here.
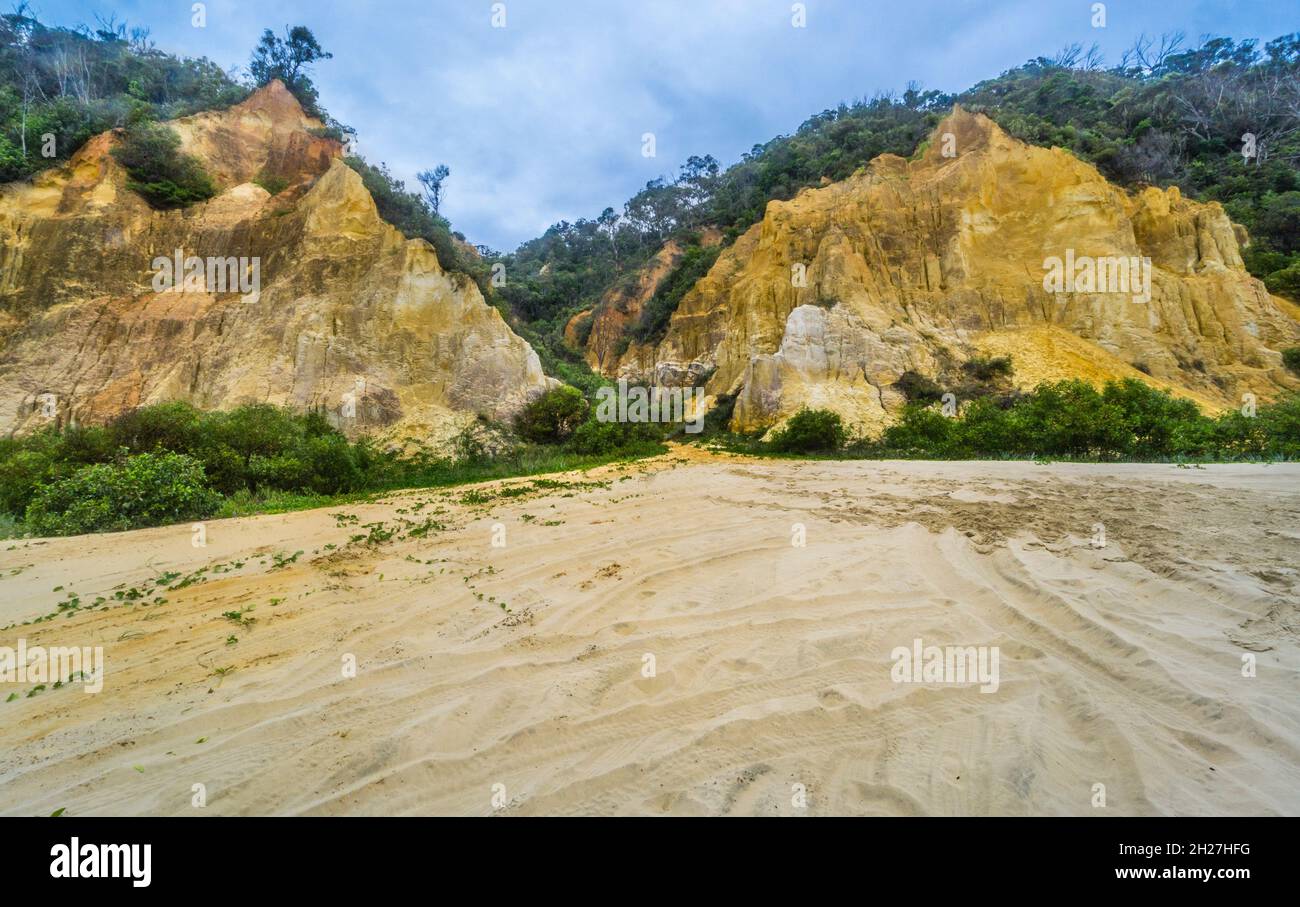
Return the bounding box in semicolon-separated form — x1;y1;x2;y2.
37;0;1299;251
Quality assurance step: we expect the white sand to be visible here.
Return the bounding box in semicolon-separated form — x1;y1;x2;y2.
2;451;1297;816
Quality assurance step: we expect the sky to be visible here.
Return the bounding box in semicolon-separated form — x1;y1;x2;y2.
34;0;1300;252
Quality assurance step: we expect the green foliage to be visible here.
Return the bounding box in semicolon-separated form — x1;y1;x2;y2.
254;172;289;196
1101;378;1204;458
571;312;596;348
879;405;956;455
961;356;1014;381
514;386;589;444
894;370;945;404
25;452;220;536
1283;347;1300;375
343;155;482;288
248;26;331;118
0;396;668;536
633;243;721;344
767;408;848;453
565;416;664;455
702;393;738;437
0;11;247;183
871;379;1300;461
111;120;215;208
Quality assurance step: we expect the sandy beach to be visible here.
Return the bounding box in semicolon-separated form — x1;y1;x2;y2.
2;451;1297;816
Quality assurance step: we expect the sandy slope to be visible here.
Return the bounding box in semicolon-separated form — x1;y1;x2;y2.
1;451;1297;816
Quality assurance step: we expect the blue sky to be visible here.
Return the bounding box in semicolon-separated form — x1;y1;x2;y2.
34;0;1300;251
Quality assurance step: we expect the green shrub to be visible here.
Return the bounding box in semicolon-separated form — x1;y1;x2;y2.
1264;264;1300;301
25;452;220;536
894;370;945;405
961;355;1014;381
565;414;663;454
108;401;203;453
0;426;116;515
701;393;737;435
300;434;364;493
111;121;216;209
103;401;363;494
880;405;954;455
1258;393;1300;459
950;397;1016;455
1100;379;1203;459
515;386;589;444
571;312;596;349
767;408;847;453
1283;347;1300;375
1010;380;1128;457
0;446;60;516
254;172;290;196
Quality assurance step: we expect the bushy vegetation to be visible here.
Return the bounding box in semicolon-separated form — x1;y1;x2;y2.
25;451;221;536
894;370;946;405
512;384;673;454
874;379;1300;461
561;420;646;455
343;155;482;288
514;386;588;444
1283;347;1300;375
717;379;1299;462
0;398;666;537
0;403;367;518
110;118;215;208
0;9;248;183
766;409;848;453
961;356;1014;382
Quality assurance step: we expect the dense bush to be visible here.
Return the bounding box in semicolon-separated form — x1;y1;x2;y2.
767;408;848;452
0;392;672;537
879;405;956;455
565;415;664;455
25;451;221;536
961;356;1014;382
514;386;589;444
894;370;945;405
0;402;370;513
0;12;248;184
111;120;215;208
1283;347;1300;375
872;378;1300;461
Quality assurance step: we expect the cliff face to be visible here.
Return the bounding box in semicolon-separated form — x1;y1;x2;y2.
589;108;1300;433
0;81;554;442
568;228;724;376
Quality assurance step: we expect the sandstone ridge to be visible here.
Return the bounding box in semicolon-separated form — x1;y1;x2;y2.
0;80;555;443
